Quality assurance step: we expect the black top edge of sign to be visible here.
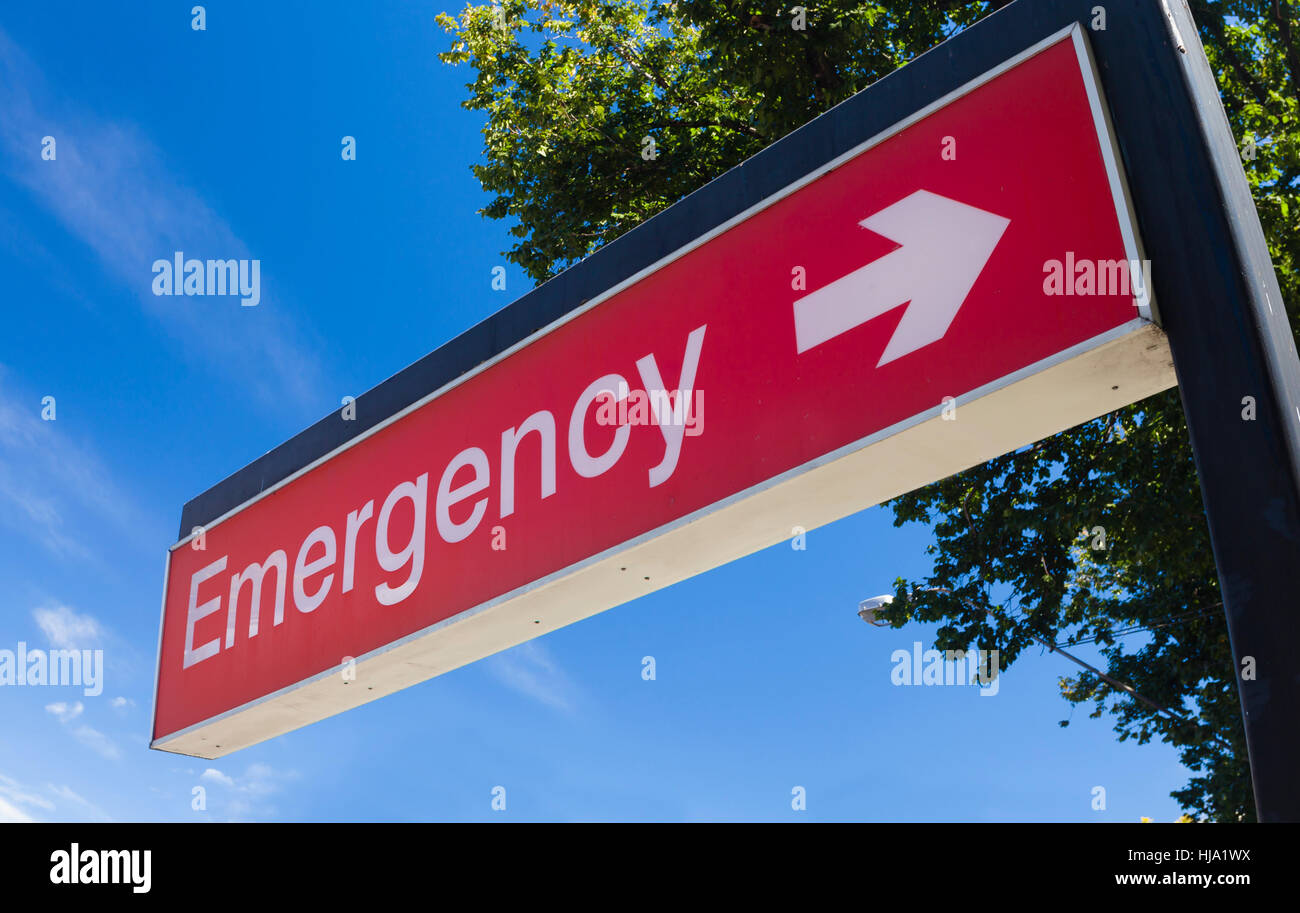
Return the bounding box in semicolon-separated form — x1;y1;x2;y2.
179;0;1173;539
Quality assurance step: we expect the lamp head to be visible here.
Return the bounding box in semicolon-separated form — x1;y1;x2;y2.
858;594;895;626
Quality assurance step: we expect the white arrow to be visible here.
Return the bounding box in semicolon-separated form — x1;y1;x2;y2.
792;189;1010;364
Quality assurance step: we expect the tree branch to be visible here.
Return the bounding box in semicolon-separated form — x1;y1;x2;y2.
1191;1;1274;109
1270;0;1300;114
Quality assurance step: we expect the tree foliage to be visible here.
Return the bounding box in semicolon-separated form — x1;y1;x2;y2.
438;0;1300;820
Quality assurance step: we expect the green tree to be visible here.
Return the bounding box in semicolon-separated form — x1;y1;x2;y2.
437;0;1299;821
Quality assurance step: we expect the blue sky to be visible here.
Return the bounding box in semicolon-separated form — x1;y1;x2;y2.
0;2;1190;822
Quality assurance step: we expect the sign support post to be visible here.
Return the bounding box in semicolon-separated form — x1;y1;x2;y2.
1154;0;1300;823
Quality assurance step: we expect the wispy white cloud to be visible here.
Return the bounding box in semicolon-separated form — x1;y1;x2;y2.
0;772;54;819
44;782;112;822
70;725;121;761
47;783;87;805
485;641;579;713
42;673;123;760
0;387;155;560
45;700;84;723
199;768;234;788
198;763;298;820
0;776;113;823
27;601;139;697
0;25;326;411
0;796;36;823
34;605;103;649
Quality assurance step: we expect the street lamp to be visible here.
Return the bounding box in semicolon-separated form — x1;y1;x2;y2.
857;595;894;626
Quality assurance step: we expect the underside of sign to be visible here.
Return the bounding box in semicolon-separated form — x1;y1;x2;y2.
153;22;1179;758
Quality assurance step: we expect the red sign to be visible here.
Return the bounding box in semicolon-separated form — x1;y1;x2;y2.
153;27;1172;757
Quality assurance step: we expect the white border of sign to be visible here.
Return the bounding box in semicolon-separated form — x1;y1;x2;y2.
151;24;1170;756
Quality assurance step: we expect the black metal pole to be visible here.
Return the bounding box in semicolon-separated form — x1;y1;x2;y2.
1153;0;1300;822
